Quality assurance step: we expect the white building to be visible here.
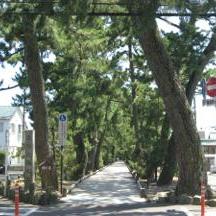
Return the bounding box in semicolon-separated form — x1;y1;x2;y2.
196;93;216;171
0;106;25;166
199;130;216;171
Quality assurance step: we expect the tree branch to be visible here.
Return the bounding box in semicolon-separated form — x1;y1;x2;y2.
0;47;24;62
0;84;19;91
158;17;181;29
186;31;216;104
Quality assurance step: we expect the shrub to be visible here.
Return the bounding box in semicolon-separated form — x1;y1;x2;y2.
33;190;59;205
0;151;5;165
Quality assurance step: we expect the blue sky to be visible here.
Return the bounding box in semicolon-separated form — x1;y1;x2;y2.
0;63;22;106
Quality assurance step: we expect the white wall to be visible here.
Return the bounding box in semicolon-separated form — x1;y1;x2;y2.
195;95;216;131
9;111;23;148
0;110;24;165
8;111;23;165
0;120;10;150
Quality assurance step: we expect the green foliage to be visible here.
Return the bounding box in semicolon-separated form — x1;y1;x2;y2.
205;68;216;78
32;190;59;205
5;188;59;205
0;151;5;165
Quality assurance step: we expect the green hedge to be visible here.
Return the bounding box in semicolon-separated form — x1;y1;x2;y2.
0;184;60;205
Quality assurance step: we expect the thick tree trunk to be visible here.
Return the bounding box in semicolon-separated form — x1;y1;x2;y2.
94;139;102;170
158;28;216;187
23;16;58;190
94;99;110;170
128;38;140;157
87;134;98;171
73;132;88;178
132;4;204;195
157;115;177;186
158;135;177;185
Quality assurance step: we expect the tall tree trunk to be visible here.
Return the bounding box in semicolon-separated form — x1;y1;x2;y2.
87;132;99;171
132;2;204;195
128;37;140;157
23;16;58;190
157;115;177;186
158;28;216;186
158;135;177;185
95;98;111;170
73;132;88;178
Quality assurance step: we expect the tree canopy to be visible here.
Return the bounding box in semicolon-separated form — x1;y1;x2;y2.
0;0;215;196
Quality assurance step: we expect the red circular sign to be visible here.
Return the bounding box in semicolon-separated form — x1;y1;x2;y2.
207;77;216;97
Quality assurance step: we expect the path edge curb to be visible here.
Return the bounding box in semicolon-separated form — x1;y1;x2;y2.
125;162;145;198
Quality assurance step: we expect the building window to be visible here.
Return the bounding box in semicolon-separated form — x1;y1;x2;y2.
0;123;3;132
18;125;22;134
11;123;15;133
18;125;22;142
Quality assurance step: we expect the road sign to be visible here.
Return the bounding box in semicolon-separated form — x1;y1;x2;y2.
58;113;67;147
207;77;216;97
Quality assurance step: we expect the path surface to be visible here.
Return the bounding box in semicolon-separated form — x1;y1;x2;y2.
30;162;190;215
1;162;216;215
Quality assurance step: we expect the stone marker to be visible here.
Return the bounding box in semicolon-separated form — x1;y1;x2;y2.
24;130;35;193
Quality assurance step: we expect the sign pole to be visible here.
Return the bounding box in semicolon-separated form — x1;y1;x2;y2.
58;113;67;195
60;145;63;195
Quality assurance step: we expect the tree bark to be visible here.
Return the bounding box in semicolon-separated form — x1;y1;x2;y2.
87;132;99;171
23;16;58;191
157;115;177;186
95;98;111;170
128;37;141;157
73;132;88;178
158;135;177;185
132;2;204;195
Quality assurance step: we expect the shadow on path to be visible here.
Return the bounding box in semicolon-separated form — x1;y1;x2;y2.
31;202;188;216
30;162;188;215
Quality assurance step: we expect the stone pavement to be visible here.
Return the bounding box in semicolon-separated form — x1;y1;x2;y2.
0;162;216;215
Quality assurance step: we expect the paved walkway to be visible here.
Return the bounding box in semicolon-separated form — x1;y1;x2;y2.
62;161;144;206
30;162;194;215
1;162;216;215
